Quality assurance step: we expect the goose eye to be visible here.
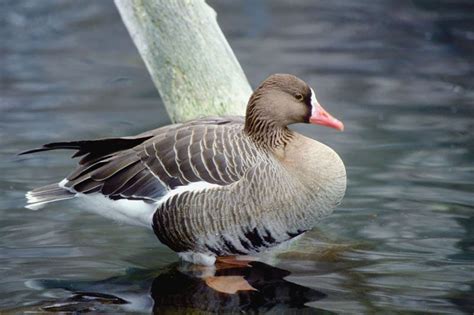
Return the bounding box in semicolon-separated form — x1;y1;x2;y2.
295;93;304;101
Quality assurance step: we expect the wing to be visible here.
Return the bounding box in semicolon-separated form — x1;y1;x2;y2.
137;118;256;189
43;116;257;202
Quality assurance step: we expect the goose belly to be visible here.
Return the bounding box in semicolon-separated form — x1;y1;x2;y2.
203;224;307;256
153;201;308;261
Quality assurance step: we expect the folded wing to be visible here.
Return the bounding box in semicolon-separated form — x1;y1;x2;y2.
25;116;255;203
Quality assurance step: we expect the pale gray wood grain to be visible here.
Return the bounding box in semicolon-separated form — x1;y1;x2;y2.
114;0;252;122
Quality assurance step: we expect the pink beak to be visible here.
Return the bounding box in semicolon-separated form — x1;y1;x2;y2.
309;89;344;131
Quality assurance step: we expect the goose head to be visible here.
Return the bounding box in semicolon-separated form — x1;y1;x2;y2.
244;74;344;137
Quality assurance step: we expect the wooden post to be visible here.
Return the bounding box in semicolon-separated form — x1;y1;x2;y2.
114;0;252;123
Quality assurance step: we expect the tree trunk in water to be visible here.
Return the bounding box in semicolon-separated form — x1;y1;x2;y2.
114;0;252;123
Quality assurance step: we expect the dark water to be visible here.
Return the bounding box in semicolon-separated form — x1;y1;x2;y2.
1;0;474;313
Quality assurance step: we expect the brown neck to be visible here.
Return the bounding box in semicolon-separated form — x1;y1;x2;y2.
244;93;294;150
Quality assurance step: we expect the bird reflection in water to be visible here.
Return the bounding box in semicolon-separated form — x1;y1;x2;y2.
25;261;326;313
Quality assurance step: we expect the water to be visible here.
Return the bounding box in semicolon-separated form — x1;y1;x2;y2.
1;0;473;313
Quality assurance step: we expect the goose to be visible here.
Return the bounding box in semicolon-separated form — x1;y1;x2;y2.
21;74;346;266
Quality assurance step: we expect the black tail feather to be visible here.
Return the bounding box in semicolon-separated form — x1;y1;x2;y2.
19;136;152;165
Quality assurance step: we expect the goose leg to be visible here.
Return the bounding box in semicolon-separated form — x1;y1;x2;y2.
215;255;255;268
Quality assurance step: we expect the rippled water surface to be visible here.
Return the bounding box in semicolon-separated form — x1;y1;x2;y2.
1;0;474;313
